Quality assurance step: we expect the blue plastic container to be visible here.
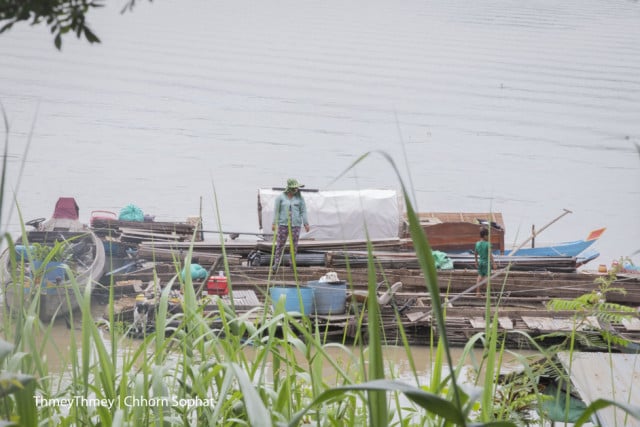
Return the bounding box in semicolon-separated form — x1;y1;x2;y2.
307;280;347;315
270;286;314;315
14;245;34;260
103;240;127;257
32;261;67;283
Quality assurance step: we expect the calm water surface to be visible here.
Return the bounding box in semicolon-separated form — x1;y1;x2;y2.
42;315;537;383
1;0;638;266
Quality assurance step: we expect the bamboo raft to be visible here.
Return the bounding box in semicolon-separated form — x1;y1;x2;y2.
89;207;638;349
102;262;640;305
101;263;640;350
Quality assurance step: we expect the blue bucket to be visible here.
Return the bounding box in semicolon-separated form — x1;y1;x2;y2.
307;280;347;315
270;286;314;315
32;261;67;283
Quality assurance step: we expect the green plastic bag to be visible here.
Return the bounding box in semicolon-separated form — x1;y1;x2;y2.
119;204;144;222
433;251;454;270
181;264;208;281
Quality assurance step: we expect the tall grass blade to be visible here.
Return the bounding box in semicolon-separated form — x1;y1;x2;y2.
226;362;271;427
1;101;37;230
73;271;115;425
10;374;37;427
364;238;388;426
0;104;7;228
154;274;178;360
210;181;235;307
327;150;469;421
289;379;468;425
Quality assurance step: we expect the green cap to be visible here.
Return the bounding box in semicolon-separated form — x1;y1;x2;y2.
286;178;304;191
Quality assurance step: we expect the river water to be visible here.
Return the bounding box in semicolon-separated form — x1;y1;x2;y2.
1;0;639;266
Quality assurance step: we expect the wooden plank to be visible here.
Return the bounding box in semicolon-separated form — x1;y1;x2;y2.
120;227;184;241
136;246;223;265
470;317;486;328
582;316;600;330
522;316;553;330
552;318;581;331
406;311;429;323
520;317;598;331
622;318;640;331
499;317;514;330
416;212;505;228
92;218;196;234
315;314;353;321
221;290;260;308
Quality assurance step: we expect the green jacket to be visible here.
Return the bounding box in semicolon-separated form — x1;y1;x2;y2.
273;193;309;227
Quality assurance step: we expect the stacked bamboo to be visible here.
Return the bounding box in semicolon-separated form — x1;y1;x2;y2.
92;218;198;236
226;267;640;305
99;263;640;350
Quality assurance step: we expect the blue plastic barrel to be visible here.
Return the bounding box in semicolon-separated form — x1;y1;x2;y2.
307;280;347;315
270;286;314;315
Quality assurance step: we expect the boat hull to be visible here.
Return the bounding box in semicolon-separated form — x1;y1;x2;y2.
1;224;105;322
4;281;81;321
503;239;596;257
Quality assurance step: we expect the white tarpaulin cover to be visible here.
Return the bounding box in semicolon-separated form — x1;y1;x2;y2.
258;189;403;241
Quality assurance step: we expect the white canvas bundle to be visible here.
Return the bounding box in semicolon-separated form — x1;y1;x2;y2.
258;189;403;241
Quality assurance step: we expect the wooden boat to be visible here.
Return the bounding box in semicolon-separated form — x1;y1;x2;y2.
411;211;604;261
407;212;506;254
0;198;106;322
502;228;606;257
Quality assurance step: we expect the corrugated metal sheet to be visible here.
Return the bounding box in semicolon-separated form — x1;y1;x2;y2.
557;352;640;427
522;316;600;332
221;290;260;308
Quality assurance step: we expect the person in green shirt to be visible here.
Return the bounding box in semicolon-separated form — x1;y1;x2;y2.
271;178;310;272
474;228;497;297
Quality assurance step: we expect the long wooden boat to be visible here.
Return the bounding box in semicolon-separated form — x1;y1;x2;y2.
0;198;106;322
412;212;604;261
502;228;606;257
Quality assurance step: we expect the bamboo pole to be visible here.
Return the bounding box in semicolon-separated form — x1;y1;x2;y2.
199;196;204;241
509;208;572;256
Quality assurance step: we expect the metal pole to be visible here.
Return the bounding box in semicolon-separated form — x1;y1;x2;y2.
531;224;535;248
509;208;572;256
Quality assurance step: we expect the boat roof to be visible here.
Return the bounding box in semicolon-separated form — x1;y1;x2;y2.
415;212;505;229
52;197;80;220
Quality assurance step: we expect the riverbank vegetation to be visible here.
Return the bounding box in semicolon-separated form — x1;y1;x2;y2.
1;147;639;426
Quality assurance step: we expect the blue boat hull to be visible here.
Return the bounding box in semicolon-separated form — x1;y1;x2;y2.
502;239;596;257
